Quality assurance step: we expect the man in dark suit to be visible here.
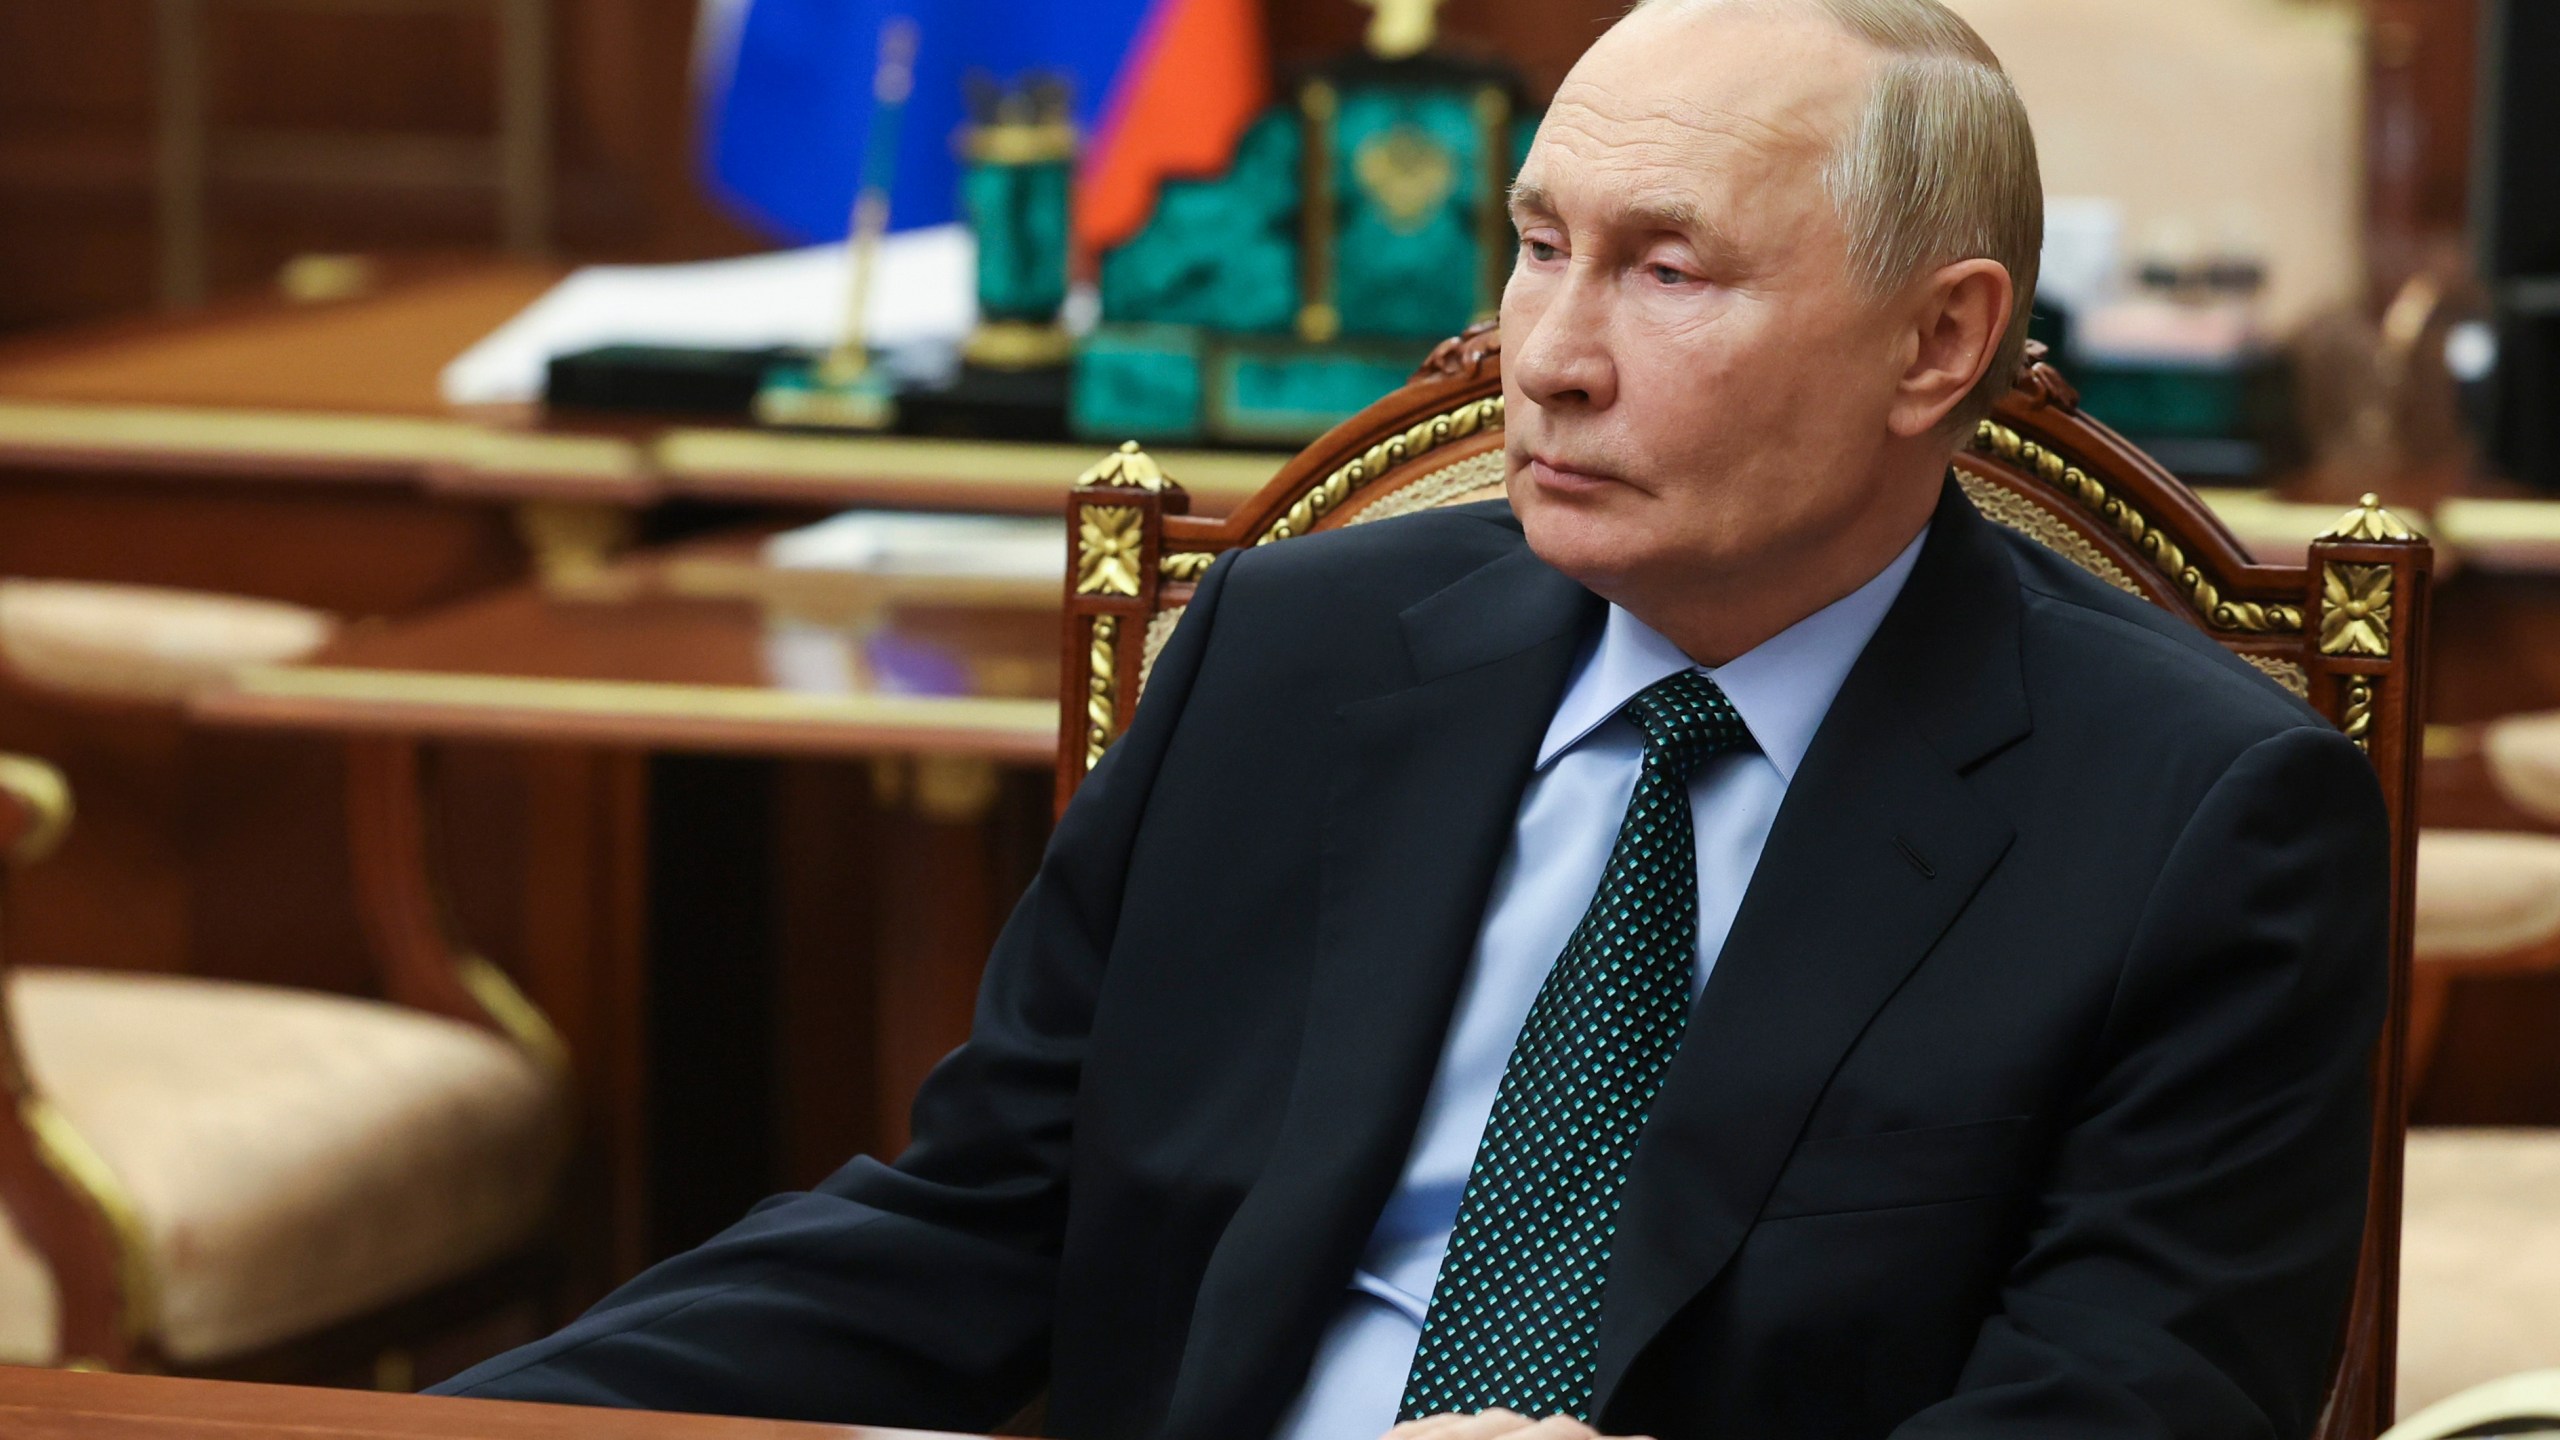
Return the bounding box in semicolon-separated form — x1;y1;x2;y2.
434;1;2387;1437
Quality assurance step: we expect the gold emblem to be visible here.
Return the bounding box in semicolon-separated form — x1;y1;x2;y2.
2323;491;2417;543
1076;505;1145;597
1355;126;1457;235
2319;563;2394;657
1077;439;1169;492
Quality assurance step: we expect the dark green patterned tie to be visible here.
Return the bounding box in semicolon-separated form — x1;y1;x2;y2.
1398;669;1754;1423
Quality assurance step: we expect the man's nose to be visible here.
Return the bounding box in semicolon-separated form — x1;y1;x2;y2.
1510;268;1617;412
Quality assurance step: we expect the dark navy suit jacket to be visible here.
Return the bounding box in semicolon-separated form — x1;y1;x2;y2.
436;481;2388;1440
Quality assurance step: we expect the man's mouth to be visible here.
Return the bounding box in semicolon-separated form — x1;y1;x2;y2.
1525;452;1625;493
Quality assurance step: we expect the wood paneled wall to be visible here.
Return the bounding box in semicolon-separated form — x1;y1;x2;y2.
0;0;762;334
0;0;1640;337
0;0;2484;335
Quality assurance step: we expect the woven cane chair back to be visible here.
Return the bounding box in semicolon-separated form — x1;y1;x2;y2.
1056;327;2429;1440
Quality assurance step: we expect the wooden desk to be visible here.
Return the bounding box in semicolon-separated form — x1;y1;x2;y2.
0;257;1270;1299
0;265;1262;1296
0;1366;951;1440
180;531;1064;1290
0;262;1289;515
193;537;1059;760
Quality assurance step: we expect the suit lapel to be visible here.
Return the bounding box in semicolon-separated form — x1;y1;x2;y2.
1162;540;1601;1440
1590;481;2033;1416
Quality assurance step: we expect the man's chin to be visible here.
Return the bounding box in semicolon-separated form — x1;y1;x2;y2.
1517;501;1647;595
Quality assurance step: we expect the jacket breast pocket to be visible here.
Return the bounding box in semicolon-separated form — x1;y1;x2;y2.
1758;1115;2034;1221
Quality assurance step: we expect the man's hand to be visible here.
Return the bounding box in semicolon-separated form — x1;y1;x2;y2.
1383;1411;1655;1440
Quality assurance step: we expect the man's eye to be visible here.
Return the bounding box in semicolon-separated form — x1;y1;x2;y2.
1524;239;1562;263
1649;264;1695;286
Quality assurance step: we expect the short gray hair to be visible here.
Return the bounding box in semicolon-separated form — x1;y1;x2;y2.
1635;0;2043;429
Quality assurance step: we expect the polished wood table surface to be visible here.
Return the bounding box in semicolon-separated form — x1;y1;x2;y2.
180;526;1069;1292
0;1367;954;1440
0;261;1290;514
189;530;1061;760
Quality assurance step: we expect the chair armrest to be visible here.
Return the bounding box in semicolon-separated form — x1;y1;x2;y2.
0;755;72;866
343;738;567;1075
0;755;150;1366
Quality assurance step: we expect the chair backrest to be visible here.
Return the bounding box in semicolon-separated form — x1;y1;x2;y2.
1056;324;2430;1440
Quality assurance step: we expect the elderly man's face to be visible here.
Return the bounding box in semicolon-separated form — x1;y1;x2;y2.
1502;4;1919;622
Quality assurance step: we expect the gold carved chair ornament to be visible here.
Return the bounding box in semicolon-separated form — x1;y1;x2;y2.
1057;325;2432;1440
0;580;568;1382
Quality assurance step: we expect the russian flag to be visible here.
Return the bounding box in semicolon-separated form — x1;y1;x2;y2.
699;0;1266;262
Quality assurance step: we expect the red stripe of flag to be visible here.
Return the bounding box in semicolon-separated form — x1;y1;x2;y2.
1075;0;1269;263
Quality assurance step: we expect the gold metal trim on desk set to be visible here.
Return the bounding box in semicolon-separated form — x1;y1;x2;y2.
1298;80;1341;345
962;120;1076;166
963;321;1076;370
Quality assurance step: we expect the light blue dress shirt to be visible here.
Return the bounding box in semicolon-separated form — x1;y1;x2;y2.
1269;528;1928;1440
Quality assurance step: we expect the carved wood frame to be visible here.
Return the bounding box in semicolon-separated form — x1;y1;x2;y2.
1058;326;2430;1440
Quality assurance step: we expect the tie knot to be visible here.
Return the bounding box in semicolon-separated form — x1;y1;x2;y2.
1621;670;1752;776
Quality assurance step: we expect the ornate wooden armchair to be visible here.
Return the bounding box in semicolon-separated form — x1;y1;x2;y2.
1058;325;2431;1440
0;583;569;1382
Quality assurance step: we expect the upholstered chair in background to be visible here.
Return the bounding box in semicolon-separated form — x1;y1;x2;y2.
0;577;567;1383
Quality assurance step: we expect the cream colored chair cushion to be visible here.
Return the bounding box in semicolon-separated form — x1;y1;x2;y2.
0;581;334;705
2399;1130;2560;1417
2414;831;2560;961
2488;712;2560;827
2385;1368;2560;1440
0;967;564;1364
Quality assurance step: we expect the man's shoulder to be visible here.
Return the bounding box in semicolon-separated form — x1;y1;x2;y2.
1212;499;1529;619
1221;499;1522;584
1994;528;2334;762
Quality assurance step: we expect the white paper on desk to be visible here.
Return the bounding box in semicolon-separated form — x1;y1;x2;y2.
438;225;977;406
764;509;1063;579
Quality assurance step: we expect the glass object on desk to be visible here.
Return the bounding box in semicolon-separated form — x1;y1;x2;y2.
753;510;1063;702
961;74;1076;371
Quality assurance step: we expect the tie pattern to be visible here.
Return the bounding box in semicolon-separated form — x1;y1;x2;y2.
1398;669;1753;1423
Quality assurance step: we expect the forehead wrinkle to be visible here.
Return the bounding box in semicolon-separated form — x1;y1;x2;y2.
1547;7;1883;167
1538;88;1850;212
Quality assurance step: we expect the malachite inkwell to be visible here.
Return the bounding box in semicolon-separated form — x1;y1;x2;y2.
1071;0;1538;446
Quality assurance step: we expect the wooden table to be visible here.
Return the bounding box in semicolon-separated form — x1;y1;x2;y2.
179;528;1066;1292
193;534;1060;760
0;264;1269;1300
0;260;1288;515
0;1366;953;1440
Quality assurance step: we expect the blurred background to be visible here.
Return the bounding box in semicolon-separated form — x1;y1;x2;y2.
0;0;2557;1422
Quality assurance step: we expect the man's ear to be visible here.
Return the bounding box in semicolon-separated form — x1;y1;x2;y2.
1886;258;2013;438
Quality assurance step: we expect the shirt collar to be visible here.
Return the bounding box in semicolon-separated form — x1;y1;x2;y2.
1535;525;1930;782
